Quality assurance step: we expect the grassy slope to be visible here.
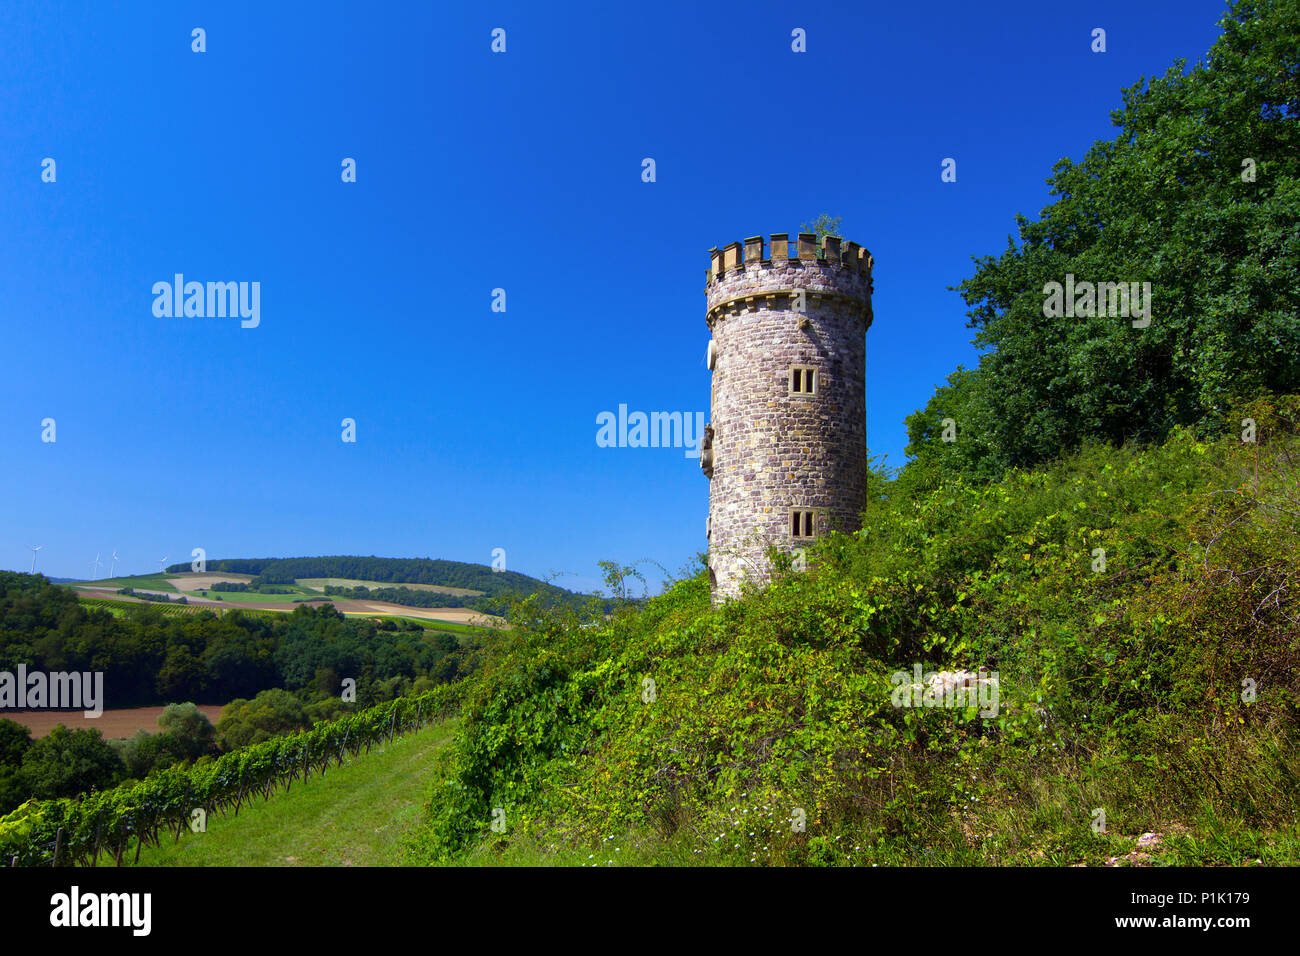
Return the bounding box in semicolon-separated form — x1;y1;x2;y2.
409;409;1300;867
79;574;179;592
190;589;316;603
121;721;456;867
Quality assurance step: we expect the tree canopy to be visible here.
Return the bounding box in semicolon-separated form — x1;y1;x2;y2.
906;0;1300;482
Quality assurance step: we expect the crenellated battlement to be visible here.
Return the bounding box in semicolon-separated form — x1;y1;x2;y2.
705;233;874;287
704;231;874;331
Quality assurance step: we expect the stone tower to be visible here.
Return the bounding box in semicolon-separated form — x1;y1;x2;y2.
701;232;874;601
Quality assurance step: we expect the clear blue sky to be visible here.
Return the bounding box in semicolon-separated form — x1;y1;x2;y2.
0;0;1229;591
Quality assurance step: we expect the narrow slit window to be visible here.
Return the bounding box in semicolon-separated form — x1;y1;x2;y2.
789;366;817;395
790;509;818;540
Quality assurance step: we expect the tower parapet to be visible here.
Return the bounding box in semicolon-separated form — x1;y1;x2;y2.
702;232;874;601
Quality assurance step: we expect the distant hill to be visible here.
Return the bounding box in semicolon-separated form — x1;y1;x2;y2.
164;555;590;607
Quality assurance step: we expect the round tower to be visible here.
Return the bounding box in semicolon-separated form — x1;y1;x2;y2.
701;232;874;601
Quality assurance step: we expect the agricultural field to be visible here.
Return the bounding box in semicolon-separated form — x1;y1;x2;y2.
167;572;319;602
5;704;225;740
372;616;501;637
73;594;289;623
166;572;255;590
74;597;130;616
295;578;483;597
61;568;511;631
83;574;178;592
69;590;505;632
346;603;500;625
76;595;208;615
189;589;318;604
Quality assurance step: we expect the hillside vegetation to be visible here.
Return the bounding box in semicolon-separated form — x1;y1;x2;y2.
406;397;1300;865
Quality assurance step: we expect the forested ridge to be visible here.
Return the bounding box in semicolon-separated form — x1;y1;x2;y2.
170;554;587;606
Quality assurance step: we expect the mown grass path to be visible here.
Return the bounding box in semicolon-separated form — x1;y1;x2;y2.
117;721;455;867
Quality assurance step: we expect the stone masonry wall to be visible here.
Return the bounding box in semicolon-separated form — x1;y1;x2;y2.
703;233;874;601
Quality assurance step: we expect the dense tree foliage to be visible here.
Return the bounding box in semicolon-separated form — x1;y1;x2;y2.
210;581;296;594
0;720;32;811
116;587;187;603
217;688;310;750
157;701;218;749
18;726;124;801
907;0;1300;482
0;573;477;708
115;701;220;779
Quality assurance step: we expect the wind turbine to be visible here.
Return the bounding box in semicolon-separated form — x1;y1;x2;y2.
29;546;42;573
110;550;119;578
91;552;102;579
157;555;169;573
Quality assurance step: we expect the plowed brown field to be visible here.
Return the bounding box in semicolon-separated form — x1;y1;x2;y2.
2;704;225;740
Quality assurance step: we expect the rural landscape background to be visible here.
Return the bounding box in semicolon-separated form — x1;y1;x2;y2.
1;0;1298;880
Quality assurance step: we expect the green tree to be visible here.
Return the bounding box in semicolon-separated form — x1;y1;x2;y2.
116;730;190;779
800;213;843;245
304;695;352;725
156;645;204;699
19;725;124;799
157;702;217;758
0;719;32;765
216;688;309;750
0;719;34;812
907;0;1300;482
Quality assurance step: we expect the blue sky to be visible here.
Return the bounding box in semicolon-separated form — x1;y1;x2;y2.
0;0;1230;592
